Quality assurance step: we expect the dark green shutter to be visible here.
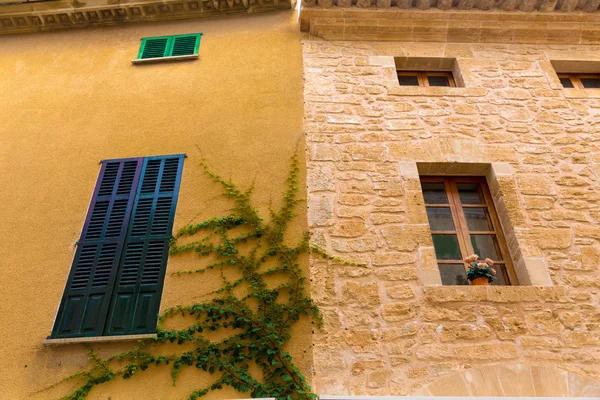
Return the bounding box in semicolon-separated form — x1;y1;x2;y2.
105;155;184;335
139;37;169;59
136;34;201;60
51;159;143;338
170;35;200;56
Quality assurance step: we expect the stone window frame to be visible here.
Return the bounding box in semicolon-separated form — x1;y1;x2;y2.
397;70;456;87
420;175;518;286
557;73;600;89
370;55;487;97
541;58;600;98
400;162;553;287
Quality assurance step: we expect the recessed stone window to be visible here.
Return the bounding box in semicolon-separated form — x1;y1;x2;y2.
546;60;600;93
395;56;464;87
420;176;517;286
558;73;600;89
397;71;455;87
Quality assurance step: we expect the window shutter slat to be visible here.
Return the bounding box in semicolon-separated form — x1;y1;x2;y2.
170;35;199;56
105;155;184;335
140;38;169;59
51;159;143;338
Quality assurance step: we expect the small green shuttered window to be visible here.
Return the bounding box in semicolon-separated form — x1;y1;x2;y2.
50;155;185;339
134;34;202;63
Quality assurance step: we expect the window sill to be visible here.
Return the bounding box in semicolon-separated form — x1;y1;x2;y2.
562;88;600;98
43;333;156;346
131;54;198;65
423;285;567;303
387;86;487;97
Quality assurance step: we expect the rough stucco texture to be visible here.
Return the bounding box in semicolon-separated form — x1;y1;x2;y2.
303;40;600;396
0;11;307;399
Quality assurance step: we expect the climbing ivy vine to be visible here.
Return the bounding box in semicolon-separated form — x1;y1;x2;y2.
60;154;346;400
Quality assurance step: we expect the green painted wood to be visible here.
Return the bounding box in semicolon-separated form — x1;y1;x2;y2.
105;155;185;335
139;37;169;59
50;158;143;338
137;34;202;59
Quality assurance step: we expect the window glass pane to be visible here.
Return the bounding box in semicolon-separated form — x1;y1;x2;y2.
581;78;600;89
559;77;575;88
457;182;484;204
426;207;455;231
432;234;462;260
422;182;448;204
464;207;493;231
439;263;468;285
398;75;419;86
428;75;450;87
490;264;508;286
471;234;500;261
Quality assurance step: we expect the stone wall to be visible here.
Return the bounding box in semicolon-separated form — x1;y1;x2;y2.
303;40;600;395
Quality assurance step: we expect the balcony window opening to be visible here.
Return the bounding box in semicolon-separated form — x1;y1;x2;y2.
420;176;516;286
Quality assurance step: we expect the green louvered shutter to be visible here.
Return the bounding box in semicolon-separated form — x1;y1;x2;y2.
170;34;200;56
51;159;143;338
105;155;184;335
139;37;169;59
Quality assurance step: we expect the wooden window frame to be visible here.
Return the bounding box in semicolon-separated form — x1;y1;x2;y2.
558;73;600;89
397;71;456;87
420;176;517;286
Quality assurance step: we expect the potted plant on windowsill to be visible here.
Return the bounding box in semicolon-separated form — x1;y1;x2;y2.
465;254;496;286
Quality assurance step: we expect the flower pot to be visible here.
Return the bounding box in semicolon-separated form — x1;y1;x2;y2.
471;277;489;286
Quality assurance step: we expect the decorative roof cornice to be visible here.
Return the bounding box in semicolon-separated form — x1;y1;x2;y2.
301;0;600;13
0;0;294;34
299;5;600;44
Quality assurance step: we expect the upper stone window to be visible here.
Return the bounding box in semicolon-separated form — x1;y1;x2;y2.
420;176;517;286
558;73;600;89
397;71;455;87
394;57;463;87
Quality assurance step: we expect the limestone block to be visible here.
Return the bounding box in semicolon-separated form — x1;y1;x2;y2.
342;281;380;307
337;206;368;219
517;174;555;195
331;237;377;253
345;330;381;352
439;323;492;342
485;316;528;339
338;194;371;206
382;303;412;321
308;194;335;227
330;220;367;237
455;343;519;360
372;252;416;265
524;196;556;210
421;305;476;322
374;266;419;281
423;286;487;303
522;228;572;249
308;164;336;192
386;284;416;299
381;324;419;340
339;180;375;194
526;310;563;335
371;212;405;224
381;225;432;251
573;224;600;239
416;344;455;360
367;369;391;388
345;144;386;161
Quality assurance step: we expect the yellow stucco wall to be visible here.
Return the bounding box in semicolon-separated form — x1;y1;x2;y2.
0;10;308;399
